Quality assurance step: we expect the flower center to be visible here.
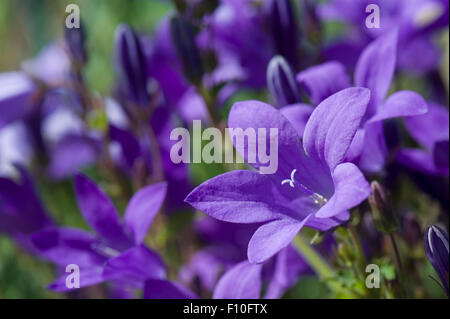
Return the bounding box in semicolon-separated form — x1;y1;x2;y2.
281;169;328;207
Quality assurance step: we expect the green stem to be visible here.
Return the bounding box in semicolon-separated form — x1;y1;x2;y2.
293;234;343;293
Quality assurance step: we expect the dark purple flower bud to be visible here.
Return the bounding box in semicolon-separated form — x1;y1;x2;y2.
113;24;150;107
170;16;204;85
368;181;398;234
424;225;449;295
64;20;87;66
266;0;299;68
266;55;301;107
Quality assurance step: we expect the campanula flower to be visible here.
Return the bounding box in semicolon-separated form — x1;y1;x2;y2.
0;165;53;253
396;102;449;176
293;31;428;172
186;87;372;263
32;173;167;291
180;217;310;298
318;0;449;73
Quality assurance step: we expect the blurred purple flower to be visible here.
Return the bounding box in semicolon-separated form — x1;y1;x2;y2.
113;24;150;108
397;102;449;176
292;31;428;172
180;218;310;298
318;0;448;73
32;173;167;292
186;87;371;263
0;165;53;253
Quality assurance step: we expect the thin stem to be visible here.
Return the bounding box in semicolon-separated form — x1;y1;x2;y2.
348;224;366;276
389;234;403;274
293;234;342;293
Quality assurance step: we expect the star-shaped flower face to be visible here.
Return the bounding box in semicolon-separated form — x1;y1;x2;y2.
32;174;168;291
186;87;372;263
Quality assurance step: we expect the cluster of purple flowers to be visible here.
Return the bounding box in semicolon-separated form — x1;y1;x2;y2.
0;0;448;299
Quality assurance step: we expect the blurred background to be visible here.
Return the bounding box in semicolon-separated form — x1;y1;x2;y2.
0;0;173;298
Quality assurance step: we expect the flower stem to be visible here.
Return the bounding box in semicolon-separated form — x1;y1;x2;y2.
293;234;342;293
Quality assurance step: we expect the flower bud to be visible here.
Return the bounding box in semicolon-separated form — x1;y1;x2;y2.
113;24;150;107
266;0;299;68
64;20;87;66
368;181;398;234
424;225;449;295
170;15;204;85
266;55;301;107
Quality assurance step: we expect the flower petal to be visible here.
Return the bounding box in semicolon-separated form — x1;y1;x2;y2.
48;134;101;180
280;103;314;137
296;61;351;105
0;72;36;129
31;227;106;267
144;279;198;299
303;87;370;171
396;148;446;176
228;100;333;194
74;173;132;249
354;30;398;115
47;267;104;292
404;102;449;150
185;170;288;223
103;244;166;288
212;260;262;299
368;90;428;123
264;245;310;299
315;163;370;218
124;182;167;244
248;217;309;263
357;122;387;173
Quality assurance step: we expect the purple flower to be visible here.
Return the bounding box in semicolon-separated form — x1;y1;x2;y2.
213;244;312;299
293;31;428;172
396;102;449;176
186;87;372;263
207;0;273;88
0;165;53;253
0;72;37;130
424;225;449;295
114;24;150;108
32;173;167;291
318;0;448;73
180;217;310;298
213;260;263;299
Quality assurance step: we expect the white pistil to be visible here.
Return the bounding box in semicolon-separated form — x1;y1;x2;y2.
281;168;328;207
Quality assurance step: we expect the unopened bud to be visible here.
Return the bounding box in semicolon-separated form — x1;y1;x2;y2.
170;16;204;85
266;55;301;107
266;0;299;68
64;20;87;66
368;181;398;234
113;24;150;107
424;225;449;295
